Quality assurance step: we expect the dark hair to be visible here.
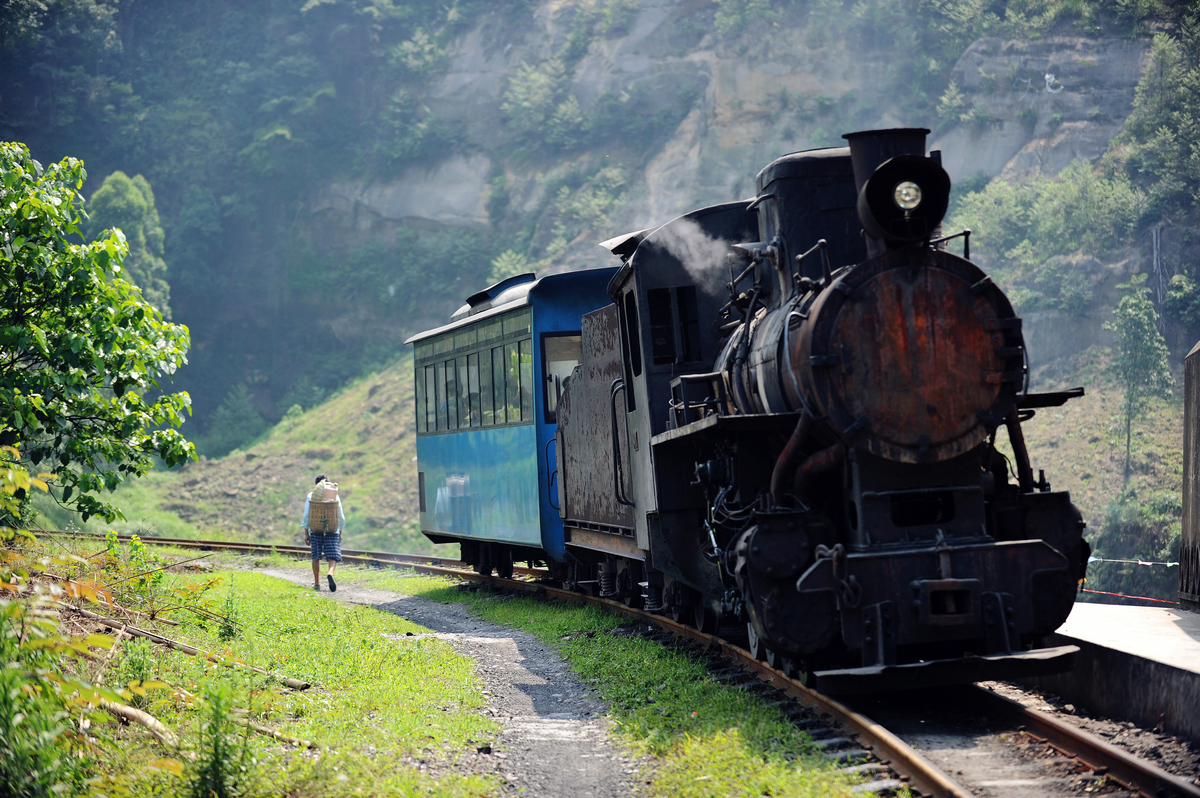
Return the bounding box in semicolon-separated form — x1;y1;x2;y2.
314;473;326;485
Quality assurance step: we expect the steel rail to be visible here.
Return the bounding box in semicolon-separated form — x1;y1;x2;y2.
969;686;1200;798
34;530;545;577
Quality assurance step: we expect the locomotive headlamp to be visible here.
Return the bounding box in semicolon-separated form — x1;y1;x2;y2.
893;181;922;210
856;155;951;245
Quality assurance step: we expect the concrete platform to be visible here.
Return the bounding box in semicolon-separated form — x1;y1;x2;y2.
1020;602;1200;742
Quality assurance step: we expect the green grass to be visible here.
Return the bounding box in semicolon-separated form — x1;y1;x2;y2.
320;566;859;798
81;567;498;797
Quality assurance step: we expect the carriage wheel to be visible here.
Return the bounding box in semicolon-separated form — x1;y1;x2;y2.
495;546;514;579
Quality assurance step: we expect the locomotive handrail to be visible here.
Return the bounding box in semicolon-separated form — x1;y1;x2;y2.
610;379;634;507
930;228;971;260
545;436;560;510
792;238;830;283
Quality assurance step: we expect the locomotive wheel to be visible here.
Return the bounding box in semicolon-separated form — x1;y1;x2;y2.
746;622;763;660
694;605;719;634
763;646;779;669
779;656;800;679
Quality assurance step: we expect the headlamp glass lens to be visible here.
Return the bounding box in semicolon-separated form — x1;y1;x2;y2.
894;181;922;210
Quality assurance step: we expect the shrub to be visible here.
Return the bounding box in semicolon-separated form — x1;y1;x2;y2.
199;385;268;459
948;160;1142;272
1087;487;1181;602
188;681;255;798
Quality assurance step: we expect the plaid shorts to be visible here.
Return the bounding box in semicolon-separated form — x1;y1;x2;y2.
309;531;342;562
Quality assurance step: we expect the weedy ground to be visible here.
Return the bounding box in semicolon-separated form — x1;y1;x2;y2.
327;564;862;798
5;536;867;797
2;534;496;798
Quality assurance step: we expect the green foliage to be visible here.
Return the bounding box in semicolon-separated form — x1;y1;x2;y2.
199;385;268;459
115;638;156;708
391;28;445;78
1164;273;1200;330
947;169;990;218
1103;273;1172;474
502;59;569;138
188;680;255;798
0;606;95;797
715;0;773;37
1088;487;1181;601
87;171;172;319
0;536;130;798
937;80;968;123
1108;26;1200;221
1028;257;1093;317
948;159;1142;273
278;376;326;415
542;166;629;262
374;88;453;175
0;142;194;523
599;0;639;36
488;249;533;285
0;445;51;524
217;576;241;642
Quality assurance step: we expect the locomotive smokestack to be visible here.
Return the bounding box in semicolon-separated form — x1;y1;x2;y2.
842;128;949;257
842;128;930;192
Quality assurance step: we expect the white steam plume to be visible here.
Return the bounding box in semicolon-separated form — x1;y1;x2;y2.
652;217;734;297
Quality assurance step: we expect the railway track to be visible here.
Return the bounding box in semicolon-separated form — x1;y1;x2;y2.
43;531;1200;798
39;530;545;577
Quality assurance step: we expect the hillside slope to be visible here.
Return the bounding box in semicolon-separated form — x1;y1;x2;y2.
40;355;426;553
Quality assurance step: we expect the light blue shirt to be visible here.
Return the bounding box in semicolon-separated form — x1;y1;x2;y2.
302;492;344;534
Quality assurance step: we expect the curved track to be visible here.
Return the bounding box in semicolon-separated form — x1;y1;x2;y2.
44;531;1200;798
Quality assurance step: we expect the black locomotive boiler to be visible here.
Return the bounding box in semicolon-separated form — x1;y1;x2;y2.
552;128;1089;691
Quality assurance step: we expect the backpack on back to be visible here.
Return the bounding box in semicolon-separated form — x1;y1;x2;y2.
308;481;340;533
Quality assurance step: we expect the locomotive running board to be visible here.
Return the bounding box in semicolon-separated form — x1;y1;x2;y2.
814;644;1079;695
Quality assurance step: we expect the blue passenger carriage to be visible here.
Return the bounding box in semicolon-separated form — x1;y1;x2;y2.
407;269;616;576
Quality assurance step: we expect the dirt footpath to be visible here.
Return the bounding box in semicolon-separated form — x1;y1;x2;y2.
257;568;634;797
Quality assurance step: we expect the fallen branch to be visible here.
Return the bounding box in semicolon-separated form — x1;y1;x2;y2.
68;608;311;690
100;699;179;748
232;717;316;749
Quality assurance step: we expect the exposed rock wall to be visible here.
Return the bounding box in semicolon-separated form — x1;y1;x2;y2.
307;0;1153;348
933;36;1149;182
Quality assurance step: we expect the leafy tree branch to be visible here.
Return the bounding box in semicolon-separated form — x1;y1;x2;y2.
0;142;195;524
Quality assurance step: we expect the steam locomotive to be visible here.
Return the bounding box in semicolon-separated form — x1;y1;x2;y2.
410;128;1089;692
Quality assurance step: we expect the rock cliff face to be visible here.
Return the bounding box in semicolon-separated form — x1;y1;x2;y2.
309;1;1150;309
934;36;1148;181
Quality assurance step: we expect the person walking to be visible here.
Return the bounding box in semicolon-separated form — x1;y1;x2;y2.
302;473;344;591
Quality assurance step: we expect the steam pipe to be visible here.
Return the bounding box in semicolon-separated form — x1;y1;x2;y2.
792;442;846;502
771;409;813;505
